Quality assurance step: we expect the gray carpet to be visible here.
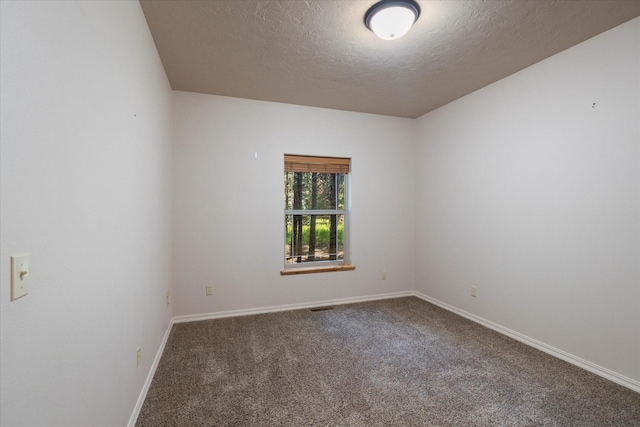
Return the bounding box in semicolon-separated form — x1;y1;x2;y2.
136;297;640;426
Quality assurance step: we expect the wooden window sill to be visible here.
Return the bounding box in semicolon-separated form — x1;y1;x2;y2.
280;264;356;276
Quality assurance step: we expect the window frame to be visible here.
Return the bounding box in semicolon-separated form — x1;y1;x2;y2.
281;155;353;274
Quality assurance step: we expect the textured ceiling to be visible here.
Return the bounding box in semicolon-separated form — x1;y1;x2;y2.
140;0;640;119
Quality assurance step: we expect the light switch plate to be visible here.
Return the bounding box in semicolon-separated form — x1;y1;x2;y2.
11;254;29;301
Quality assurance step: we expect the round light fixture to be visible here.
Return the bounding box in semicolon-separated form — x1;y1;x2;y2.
364;0;420;41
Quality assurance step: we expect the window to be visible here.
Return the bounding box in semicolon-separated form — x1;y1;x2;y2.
282;155;354;274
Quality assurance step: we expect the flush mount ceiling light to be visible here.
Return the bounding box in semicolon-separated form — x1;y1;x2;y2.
364;0;421;41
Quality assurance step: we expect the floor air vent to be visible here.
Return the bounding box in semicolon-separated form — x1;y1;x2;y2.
310;306;334;312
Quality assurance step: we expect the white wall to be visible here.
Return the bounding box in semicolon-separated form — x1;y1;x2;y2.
0;2;173;426
2;3;636;424
173;92;416;316
415;17;640;384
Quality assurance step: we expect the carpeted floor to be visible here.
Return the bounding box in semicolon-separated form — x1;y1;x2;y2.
136;297;640;426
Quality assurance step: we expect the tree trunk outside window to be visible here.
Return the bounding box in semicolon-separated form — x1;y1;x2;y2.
293;172;303;263
308;172;317;261
329;173;337;261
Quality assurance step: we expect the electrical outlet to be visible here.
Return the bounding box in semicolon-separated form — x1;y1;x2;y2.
136;347;141;368
471;286;477;297
206;285;213;296
381;271;387;280
166;290;170;306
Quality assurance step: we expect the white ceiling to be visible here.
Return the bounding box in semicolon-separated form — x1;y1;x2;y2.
140;0;640;119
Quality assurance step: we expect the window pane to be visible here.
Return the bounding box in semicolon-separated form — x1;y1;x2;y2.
285;214;344;264
284;172;345;210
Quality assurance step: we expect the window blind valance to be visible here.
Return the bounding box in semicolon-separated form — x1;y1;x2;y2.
284;155;350;174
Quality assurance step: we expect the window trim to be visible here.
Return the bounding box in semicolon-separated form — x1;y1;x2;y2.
282;155;353;273
280;264;356;275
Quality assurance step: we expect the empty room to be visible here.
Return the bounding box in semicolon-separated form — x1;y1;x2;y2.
1;0;639;426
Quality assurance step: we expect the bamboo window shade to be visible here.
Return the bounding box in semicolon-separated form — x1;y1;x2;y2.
284;155;350;174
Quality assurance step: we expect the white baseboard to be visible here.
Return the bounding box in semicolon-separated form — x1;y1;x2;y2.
412;291;640;394
172;290;415;323
127;320;174;427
